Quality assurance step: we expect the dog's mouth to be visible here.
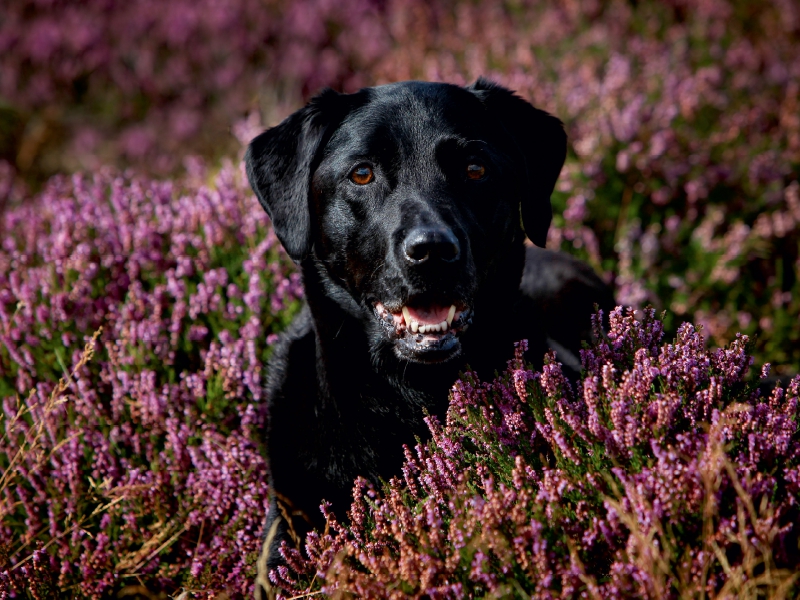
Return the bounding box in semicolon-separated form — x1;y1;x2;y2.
373;299;472;363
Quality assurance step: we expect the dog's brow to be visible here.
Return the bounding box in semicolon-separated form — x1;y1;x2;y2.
443;137;490;151
434;136;483;149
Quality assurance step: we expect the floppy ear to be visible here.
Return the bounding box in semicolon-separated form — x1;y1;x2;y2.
245;89;358;262
467;78;567;248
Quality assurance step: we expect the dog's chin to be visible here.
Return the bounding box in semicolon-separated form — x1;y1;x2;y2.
394;332;462;364
373;301;473;364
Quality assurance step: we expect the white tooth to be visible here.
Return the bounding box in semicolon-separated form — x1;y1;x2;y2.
447;305;456;326
410;320;419;333
402;306;411;325
421;325;429;334
440;320;448;331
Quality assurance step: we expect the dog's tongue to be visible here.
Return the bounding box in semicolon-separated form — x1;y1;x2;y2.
405;304;450;325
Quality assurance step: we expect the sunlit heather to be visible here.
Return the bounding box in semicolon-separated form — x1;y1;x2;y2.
270;311;799;598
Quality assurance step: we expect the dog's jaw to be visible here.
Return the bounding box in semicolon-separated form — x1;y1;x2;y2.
373;300;473;364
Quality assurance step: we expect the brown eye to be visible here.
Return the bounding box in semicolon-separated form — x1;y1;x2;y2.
466;162;486;180
350;165;374;185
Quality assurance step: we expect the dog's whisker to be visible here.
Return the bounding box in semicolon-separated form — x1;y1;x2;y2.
332;319;345;340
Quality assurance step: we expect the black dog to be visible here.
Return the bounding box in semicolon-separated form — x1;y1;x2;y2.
245;79;613;593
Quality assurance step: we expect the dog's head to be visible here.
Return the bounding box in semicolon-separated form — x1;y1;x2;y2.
246;79;566;364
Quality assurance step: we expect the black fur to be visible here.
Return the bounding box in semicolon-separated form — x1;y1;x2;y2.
245;79;613;594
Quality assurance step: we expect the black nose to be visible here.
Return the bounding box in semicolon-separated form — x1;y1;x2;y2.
403;226;461;264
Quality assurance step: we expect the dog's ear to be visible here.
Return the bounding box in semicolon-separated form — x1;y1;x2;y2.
245;89;358;262
467;78;567;248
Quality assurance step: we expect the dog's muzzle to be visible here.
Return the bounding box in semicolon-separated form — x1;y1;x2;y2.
373;300;473;363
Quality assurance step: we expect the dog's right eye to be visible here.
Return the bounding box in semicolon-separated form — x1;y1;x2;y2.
466;162;486;180
349;165;374;185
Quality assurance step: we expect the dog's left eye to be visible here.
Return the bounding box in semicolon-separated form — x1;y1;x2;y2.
466;162;486;180
350;165;375;185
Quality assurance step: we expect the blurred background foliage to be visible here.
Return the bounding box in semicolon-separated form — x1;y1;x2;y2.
1;0;799;596
1;0;798;373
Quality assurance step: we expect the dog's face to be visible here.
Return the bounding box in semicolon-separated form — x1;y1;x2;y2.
246;80;566;364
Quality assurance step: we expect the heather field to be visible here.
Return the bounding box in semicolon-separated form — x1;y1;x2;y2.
1;0;799;598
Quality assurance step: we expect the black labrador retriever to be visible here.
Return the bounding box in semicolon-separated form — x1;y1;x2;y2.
245;78;614;593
